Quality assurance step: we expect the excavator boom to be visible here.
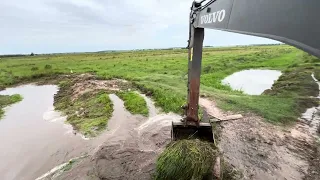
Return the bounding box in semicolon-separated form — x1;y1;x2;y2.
195;0;320;57
172;0;320;142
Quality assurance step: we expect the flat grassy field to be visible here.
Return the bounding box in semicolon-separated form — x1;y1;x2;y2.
1;45;320;125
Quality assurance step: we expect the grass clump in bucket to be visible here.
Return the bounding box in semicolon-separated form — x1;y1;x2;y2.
154;139;219;180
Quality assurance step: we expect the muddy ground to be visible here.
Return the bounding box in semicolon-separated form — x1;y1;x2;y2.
39;97;320;180
200;99;320;180
35;75;320;180
35;75;181;179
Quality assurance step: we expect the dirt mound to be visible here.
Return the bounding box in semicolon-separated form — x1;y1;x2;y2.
70;74;130;101
54;113;179;180
219;115;309;180
94;143;158;179
200;98;320;180
41;94;319;180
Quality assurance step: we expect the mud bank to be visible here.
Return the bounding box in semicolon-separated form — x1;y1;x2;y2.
300;74;320;136
39;97;181;179
53;74;132;137
200;98;320;180
0;77;171;180
47;96;320;180
28;75;180;179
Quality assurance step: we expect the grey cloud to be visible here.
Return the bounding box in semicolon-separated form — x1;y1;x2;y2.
46;1;126;27
0;0;277;54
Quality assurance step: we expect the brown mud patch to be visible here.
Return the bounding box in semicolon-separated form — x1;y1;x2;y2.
37;79;181;180
70;74;130;101
200;98;320;180
35;73;320;180
41;113;181;180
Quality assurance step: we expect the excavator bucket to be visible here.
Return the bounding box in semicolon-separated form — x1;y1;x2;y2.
171;121;214;142
171;10;214;143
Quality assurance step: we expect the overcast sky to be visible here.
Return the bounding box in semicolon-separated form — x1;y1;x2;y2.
1;0;279;54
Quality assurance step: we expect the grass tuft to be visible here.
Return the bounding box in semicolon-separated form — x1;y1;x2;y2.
116;91;148;116
54;81;113;137
0;94;23;119
154;139;219;180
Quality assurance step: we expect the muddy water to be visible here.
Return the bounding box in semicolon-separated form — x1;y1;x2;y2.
222;69;282;95
140;93;158;118
34;91;180;180
0;83;178;180
0;85;90;180
300;74;320;136
56;113;181;180
91;94;144;147
92;93;179;154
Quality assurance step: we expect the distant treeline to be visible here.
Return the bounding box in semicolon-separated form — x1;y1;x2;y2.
0;52;35;58
120;43;283;51
0;44;284;57
204;43;283;48
0;54;28;58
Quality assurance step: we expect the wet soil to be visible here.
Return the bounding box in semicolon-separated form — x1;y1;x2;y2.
43;96;180;180
71;77;129;101
0;75;173;180
299;74;320;136
3;73;319;180
46;95;320;180
200;98;320;180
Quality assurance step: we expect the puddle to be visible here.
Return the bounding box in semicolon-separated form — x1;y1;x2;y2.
39;94;181;180
91;94;141;147
0;85;90;180
222;69;282;95
0;84;179;180
140;93;158;118
300;74;320;136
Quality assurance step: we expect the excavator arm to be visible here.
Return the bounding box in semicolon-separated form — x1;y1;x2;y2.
172;0;320;142
194;0;320;57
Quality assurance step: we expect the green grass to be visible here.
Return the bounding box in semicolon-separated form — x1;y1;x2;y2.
215;65;319;124
54;80;113;137
0;94;23;118
116;91;148;116
0;45;319;124
154;139;219;180
63;159;76;172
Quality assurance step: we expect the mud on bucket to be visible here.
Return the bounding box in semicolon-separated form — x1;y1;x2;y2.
171;121;214;142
